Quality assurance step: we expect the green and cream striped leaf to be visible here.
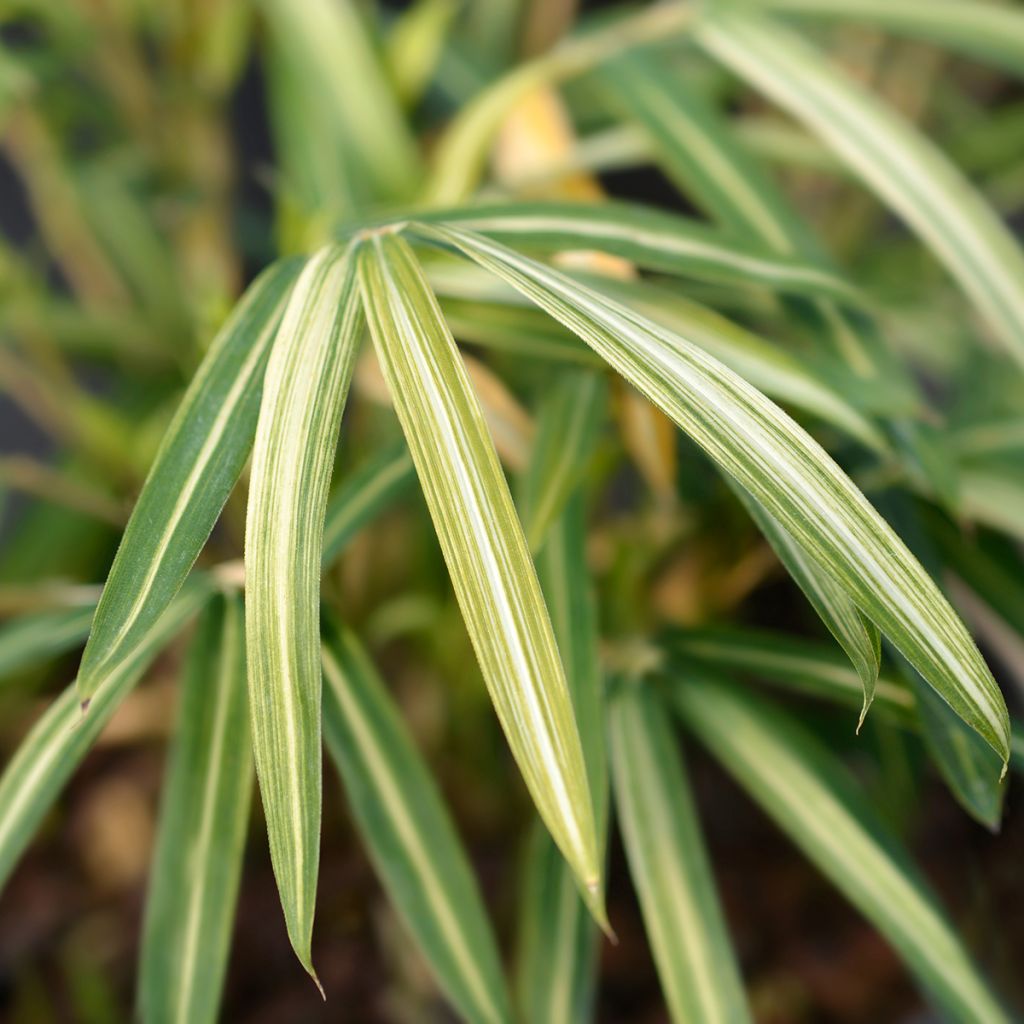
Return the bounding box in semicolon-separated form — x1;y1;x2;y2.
516;491;606;1024
0;579;209;891
742;0;1024;76
520;371;607;553
609;682;751;1024
408;201;865;304
357;232;603;918
695;9;1024;367
321;442;416;567
244;244;363;981
422;224;1010;764
139;594;253;1024
729;480;880;726
664;626;916;726
76;257;301;704
0;603;94;682
671;674;1009;1023
321;624;511;1024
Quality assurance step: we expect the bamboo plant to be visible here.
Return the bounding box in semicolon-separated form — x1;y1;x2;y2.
1;0;1023;1019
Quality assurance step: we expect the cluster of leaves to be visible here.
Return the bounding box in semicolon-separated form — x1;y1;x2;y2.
2;0;1024;1020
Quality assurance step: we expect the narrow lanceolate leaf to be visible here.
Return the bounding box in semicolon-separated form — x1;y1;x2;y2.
671;675;1009;1023
357;232;603;918
729;480;880;726
406;201;865;305
244;245;363;980
0;580;209;891
0;603;94;682
321;442;416;567
516;491;607;1023
76;257;301;703
664;626;916;728
609;683;751;1024
139;594;253;1024
695;9;1024;367
520;371;606;552
424;225;1010;764
745;0;1024;76
321;625;511;1024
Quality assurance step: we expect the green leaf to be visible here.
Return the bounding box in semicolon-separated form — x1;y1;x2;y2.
695;9;1024;368
515;490;607;1024
76;257;301;704
357;231;604;919
609;682;751;1024
729;479;880;727
321;442;416;567
404;201;866;304
742;0;1024;76
664;626;916;727
0;603;94;681
671;673;1010;1023
139;593;253;1024
321;624;511;1024
520;371;607;552
244;244;363;981
423;224;1010;764
0;580;209;891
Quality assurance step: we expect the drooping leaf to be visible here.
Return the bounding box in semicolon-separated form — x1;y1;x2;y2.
357;231;603;918
403;201;866;304
0;580;210;891
139;593;253;1024
423;224;1010;764
0;603;94;682
244;244;363;980
729;479;880;727
321;624;511;1024
76;257;301;703
695;9;1024;368
671;673;1010;1023
609;682;751;1024
321;442;417;567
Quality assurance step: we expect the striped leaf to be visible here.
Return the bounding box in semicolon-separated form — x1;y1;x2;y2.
408;201;865;304
671;673;1010;1023
422;224;1010;764
729;480;880;727
609;682;751;1024
139;594;253;1024
520;371;607;552
76;257;301;704
0;603;94;682
321;442;416;567
695;9;1024;367
244;245;363;981
357;232;604;919
744;0;1024;76
664;626;916;727
321;624;511;1024
0;580;209;890
516;491;606;1023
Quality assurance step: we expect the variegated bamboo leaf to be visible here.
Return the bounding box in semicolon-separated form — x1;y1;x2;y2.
0;579;210;890
139;593;253;1024
671;673;1010;1023
244;244;362;981
729;479;880;727
357;231;604;919
321;624;511;1024
421;224;1010;764
321;442;416;567
76;257;301;704
695;9;1024;367
609;682;751;1024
